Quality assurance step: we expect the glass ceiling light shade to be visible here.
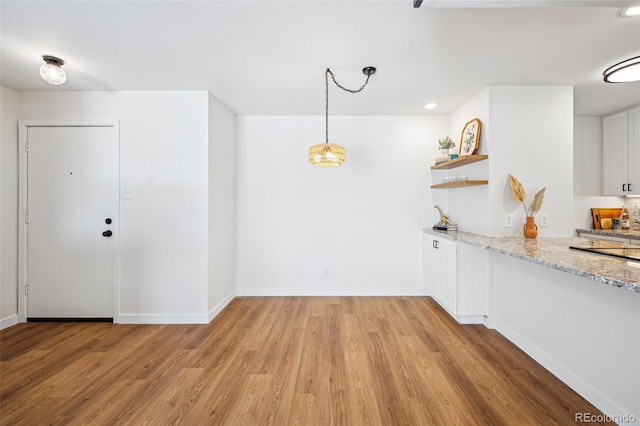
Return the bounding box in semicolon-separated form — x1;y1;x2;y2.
309;67;376;167
40;55;67;85
603;56;640;83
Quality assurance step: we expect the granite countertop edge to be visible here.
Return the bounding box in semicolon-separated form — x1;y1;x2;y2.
423;229;640;294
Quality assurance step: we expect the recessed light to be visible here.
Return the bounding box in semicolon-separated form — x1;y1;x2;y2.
424;103;438;110
621;7;640;17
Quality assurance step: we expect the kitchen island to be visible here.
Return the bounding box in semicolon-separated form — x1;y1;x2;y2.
423;229;640;424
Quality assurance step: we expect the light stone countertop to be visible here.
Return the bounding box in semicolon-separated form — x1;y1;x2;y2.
575;228;640;241
423;229;640;294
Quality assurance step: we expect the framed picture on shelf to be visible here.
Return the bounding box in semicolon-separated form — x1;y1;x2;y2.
459;118;481;156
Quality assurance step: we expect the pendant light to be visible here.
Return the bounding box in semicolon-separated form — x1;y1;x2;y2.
603;55;640;83
40;55;67;85
308;67;376;167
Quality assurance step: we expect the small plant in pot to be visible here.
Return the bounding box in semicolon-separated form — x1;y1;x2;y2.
438;137;456;155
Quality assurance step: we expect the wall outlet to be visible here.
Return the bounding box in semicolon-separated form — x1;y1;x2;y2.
476;214;484;226
323;265;331;276
540;213;549;227
505;213;513;227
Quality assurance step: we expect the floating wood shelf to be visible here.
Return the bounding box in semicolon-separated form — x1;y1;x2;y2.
431;180;489;189
431;154;488;170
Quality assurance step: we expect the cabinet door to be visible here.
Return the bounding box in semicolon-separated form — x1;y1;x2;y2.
627;106;640;195
437;238;457;315
603;111;628;196
423;235;439;296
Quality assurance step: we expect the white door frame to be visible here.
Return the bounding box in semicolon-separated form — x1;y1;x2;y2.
18;120;121;323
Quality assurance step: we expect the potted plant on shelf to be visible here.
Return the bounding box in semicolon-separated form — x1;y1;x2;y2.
508;174;546;238
438;136;456;156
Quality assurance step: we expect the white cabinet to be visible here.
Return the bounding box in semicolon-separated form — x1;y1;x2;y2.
423;234;457;314
423;233;488;324
603;106;640;196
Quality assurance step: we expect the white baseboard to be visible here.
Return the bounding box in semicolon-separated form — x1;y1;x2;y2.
208;290;235;322
116;291;236;325
493;318;639;425
117;313;209;324
0;314;19;330
235;288;428;297
456;314;484;324
482;316;496;329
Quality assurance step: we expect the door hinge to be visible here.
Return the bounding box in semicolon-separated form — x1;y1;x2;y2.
24;214;29;224
25;284;29;296
25;142;29;153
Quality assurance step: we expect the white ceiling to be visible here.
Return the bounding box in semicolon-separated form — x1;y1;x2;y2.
1;0;639;116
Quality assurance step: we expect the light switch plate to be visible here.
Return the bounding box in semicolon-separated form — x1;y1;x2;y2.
121;186;135;199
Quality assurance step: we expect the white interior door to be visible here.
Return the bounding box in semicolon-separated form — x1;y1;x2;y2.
26;125;118;319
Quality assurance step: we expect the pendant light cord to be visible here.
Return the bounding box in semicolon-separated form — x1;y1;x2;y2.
326;68;373;94
325;69;330;143
325;67;374;144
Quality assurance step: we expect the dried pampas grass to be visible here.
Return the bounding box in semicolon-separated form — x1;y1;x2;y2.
508;174;526;203
508;174;546;217
531;187;546;214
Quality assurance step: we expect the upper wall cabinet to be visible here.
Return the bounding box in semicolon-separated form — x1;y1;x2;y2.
603;106;640;196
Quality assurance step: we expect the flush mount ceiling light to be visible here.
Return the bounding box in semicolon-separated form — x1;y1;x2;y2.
621;7;640;17
39;55;67;85
309;66;376;167
603;56;640;83
424;102;439;110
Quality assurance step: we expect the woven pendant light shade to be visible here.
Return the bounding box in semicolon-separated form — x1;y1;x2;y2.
308;143;345;167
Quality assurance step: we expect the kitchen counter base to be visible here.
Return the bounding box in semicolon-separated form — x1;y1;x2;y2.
422;229;640;424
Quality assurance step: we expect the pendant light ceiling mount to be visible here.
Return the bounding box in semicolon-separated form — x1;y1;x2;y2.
362;66;377;76
40;55;67;85
308;66;377;167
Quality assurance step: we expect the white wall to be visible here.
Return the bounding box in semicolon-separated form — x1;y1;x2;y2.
18;91;211;323
236;115;446;295
207;94;236;319
446;88;491;235
1;86;20;329
444;86;574;237
487;86;574;237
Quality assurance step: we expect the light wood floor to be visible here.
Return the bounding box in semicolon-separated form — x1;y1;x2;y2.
1;297;612;425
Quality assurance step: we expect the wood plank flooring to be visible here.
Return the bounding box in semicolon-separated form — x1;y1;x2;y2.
1;297;613;425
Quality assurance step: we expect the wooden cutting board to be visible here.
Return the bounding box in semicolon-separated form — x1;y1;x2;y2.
591;208;622;229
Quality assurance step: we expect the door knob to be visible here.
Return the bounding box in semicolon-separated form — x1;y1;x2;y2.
102;230;112;237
